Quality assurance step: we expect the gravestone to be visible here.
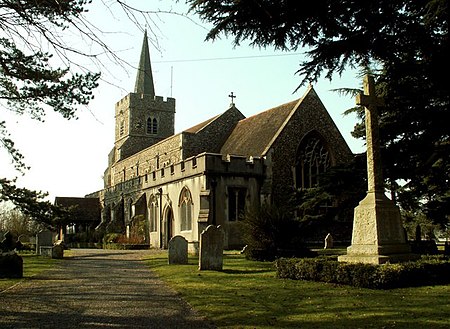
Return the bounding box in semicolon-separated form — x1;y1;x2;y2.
338;75;416;264
0;251;23;278
0;232;23;278
168;235;188;265
18;234;31;244
0;232;17;251
324;233;333;249
40;240;64;259
199;225;224;271
36;229;55;255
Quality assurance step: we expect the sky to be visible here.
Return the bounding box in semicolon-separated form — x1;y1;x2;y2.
1;1;365;202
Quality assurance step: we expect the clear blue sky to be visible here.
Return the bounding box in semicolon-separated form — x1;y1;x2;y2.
0;1;364;201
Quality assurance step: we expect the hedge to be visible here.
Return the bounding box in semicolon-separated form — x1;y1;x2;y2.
275;255;450;289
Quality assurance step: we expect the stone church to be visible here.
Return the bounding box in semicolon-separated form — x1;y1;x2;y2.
81;32;353;252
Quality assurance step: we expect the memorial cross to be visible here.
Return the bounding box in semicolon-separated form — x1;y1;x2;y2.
356;75;385;193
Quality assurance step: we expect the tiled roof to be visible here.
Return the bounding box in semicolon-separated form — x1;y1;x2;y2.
183;115;220;133
221;99;301;156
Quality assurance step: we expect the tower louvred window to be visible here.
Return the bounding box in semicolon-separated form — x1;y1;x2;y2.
152;118;158;134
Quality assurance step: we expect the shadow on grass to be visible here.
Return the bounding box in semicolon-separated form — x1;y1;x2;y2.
147;252;450;329
221;268;273;275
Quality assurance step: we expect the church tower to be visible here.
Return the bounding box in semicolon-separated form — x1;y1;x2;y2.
114;31;176;161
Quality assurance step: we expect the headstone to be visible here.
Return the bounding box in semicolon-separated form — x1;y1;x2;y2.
39;246;54;258
324;233;333;249
415;225;422;242
0;232;16;251
40;240;64;259
0;231;24;278
199;225;224;271
338;75;416;264
168;235;188;265
36;229;55;255
0;251;23;278
52;242;64;259
18;234;31;243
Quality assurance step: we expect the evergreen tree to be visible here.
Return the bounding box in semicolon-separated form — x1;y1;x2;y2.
188;0;449;226
0;1;101;222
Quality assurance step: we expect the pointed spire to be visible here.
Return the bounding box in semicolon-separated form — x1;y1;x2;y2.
134;30;155;96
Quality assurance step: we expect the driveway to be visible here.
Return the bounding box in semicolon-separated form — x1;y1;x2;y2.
0;249;216;328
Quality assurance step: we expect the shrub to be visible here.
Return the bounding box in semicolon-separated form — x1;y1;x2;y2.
241;203;314;261
275;256;450;289
103;233;121;244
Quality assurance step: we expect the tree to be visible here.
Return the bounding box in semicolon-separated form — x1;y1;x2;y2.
0;1;181;223
0;205;43;238
188;0;449;226
294;155;367;241
0;1;103;223
0;178;65;229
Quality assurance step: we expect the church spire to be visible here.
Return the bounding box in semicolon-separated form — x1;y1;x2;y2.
134;30;155;97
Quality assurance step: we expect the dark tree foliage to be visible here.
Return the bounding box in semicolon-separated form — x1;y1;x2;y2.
0;178;68;229
294;156;366;242
0;0;100;222
189;0;449;226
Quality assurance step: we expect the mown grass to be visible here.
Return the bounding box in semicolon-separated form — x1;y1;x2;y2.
145;251;450;329
0;252;60;292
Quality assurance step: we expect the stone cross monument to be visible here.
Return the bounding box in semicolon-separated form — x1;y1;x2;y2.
338;75;415;264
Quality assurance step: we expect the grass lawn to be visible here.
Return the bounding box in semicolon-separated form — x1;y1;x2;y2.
0;252;60;292
144;251;450;329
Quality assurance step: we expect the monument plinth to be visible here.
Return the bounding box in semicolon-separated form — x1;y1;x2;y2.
338;75;416;264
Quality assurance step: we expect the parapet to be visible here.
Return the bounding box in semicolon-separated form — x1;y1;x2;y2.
108;152;265;193
115;93;176;111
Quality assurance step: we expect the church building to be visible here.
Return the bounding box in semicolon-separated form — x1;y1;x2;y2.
84;32;353;252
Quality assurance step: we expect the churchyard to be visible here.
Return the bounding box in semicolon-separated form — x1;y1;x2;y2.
145;250;450;329
1;243;449;328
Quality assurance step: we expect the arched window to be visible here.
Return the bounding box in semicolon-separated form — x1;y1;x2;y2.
295;133;331;189
146;118;152;134
149;195;158;232
146;117;158;135
179;187;193;231
152;118;158;134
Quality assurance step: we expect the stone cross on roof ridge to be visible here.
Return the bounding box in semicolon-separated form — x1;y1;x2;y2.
228;92;236;106
356;75;385;193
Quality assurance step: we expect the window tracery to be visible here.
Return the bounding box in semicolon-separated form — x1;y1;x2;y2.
296;134;331;189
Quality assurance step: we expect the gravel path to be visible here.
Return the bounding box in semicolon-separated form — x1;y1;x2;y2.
0;249;216;329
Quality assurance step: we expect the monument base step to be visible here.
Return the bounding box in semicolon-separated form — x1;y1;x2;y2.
338;252;419;265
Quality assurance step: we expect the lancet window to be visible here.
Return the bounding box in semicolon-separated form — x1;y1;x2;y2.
147;117;158;135
179;187;193;231
149;195;158;232
228;187;247;221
